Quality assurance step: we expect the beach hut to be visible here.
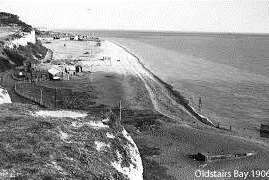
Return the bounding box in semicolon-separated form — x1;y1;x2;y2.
53;35;60;40
48;67;62;80
70;36;75;40
100;56;111;61
192;151;256;162
23;62;32;72
65;65;76;75
75;65;83;73
74;35;79;41
193;152;208;161
260;124;269;138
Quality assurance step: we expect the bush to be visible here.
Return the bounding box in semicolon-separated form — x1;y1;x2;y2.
2;40;48;71
0;56;13;71
3;48;26;66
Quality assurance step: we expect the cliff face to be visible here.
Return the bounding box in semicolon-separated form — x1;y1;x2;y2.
4;30;36;48
0;12;47;72
0;40;47;72
0;12;32;32
0;86;11;104
0;12;144;180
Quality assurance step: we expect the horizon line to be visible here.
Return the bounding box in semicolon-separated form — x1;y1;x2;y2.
49;28;269;36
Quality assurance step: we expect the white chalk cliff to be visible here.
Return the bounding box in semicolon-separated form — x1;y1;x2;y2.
5;30;36;48
0;86;11;104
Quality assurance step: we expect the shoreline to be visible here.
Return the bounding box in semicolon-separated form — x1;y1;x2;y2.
107;39;269;151
109;40;216;127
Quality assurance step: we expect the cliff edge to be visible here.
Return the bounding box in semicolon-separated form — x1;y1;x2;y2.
0;12;47;72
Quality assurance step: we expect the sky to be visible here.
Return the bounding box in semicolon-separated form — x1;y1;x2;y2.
1;0;269;33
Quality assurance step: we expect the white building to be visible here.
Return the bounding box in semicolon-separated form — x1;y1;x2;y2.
48;66;62;80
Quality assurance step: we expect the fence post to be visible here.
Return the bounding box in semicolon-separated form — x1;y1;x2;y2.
119;100;122;124
40;88;43;105
54;88;57;108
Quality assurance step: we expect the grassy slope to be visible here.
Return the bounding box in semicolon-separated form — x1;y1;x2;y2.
0;56;12;72
14;72;153;110
0;103;135;179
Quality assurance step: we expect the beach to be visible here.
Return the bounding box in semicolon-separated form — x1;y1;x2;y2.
44;40;211;126
40;38;269;179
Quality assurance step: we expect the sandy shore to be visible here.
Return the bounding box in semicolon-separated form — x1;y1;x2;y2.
43;39;213;126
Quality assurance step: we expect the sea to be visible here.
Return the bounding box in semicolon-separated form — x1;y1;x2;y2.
66;30;269;136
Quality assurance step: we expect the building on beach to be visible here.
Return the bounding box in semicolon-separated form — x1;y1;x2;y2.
99;56;111;61
48;67;62;80
99;56;112;66
192;151;256;162
64;65;83;75
53;35;60;39
70;35;79;41
69;34;101;42
75;65;83;73
46;64;82;81
260;124;269;138
96;41;101;46
65;65;76;75
70;36;74;40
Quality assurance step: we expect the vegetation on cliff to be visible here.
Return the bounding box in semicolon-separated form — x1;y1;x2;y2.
0;40;48;72
0;12;48;72
0;12;32;32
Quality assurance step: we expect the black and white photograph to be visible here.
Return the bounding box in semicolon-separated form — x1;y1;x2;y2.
0;0;269;179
